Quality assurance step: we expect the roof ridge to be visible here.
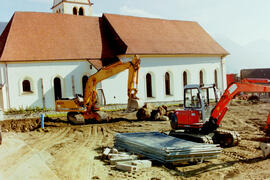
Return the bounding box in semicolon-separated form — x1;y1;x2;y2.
103;13;197;23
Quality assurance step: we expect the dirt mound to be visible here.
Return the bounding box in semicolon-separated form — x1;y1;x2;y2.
0;118;40;132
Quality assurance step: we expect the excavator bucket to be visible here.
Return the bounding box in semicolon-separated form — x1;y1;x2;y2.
94;111;109;122
67;112;85;125
127;98;143;111
67;111;109;124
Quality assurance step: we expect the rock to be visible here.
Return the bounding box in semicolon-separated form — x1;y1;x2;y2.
160;116;169;121
92;176;100;179
110;155;138;164
103;148;111;157
143;103;155;110
112;148;118;154
150;105;168;121
136;108;152;120
137;104;168;121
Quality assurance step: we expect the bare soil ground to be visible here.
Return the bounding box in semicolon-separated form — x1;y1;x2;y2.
1;102;270;180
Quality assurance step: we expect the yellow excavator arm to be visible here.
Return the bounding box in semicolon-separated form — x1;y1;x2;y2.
55;55;141;123
84;55;141;110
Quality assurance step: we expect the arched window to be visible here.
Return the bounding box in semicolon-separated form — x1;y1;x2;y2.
82;75;88;97
73;7;78;15
22;80;31;92
146;73;153;97
214;70;218;88
183;71;187;87
165;72;171;95
79;7;84;16
200;70;204;84
54;77;62;100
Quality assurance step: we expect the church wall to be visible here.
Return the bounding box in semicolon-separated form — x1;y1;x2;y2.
0;56;225;110
101;56;224;104
4;61;96;110
0;64;8;110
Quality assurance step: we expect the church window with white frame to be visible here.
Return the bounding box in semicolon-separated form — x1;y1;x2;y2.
146;73;153;98
165;72;172;95
214;69;218;88
183;71;188;87
199;70;204;84
22;79;32;93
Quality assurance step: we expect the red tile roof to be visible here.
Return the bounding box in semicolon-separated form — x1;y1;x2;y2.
103;14;228;56
0;12;115;63
0;12;228;66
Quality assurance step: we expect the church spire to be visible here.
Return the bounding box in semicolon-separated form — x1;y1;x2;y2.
52;0;93;16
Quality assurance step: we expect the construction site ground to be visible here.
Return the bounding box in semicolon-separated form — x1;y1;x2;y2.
1;101;270;179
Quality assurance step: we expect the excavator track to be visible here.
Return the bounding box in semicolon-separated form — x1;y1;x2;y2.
169;130;214;144
169;129;241;147
67;111;109;125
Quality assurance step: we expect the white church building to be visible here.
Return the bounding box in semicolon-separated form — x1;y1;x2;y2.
0;0;228;111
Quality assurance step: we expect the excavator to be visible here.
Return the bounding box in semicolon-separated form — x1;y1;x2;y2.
55;55;142;124
169;78;270;147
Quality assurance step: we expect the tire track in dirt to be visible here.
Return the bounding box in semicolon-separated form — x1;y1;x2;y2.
49;125;112;179
28;127;72;151
87;125;111;179
0;133;60;179
1;128;73;179
2;128;69;172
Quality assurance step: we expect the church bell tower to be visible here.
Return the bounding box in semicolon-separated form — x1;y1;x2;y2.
52;0;93;16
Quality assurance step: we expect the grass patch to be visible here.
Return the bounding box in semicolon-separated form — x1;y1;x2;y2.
46;113;67;118
4;107;52;115
103;108;126;112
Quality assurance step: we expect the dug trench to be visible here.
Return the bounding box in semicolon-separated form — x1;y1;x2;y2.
1;102;270;179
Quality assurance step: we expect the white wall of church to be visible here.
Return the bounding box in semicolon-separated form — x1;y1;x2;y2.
0;56;226;111
101;56;225;105
1;61;96;110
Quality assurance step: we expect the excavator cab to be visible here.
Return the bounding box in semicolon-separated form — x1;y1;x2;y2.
171;84;218;130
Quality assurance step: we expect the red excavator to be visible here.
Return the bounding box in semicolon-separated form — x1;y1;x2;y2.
169;78;270;147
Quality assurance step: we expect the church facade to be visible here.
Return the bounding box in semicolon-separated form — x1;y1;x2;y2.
0;0;228;111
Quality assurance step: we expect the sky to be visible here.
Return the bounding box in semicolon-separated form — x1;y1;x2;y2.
1;0;270;74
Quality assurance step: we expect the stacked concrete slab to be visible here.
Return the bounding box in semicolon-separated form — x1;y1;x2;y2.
115;132;222;164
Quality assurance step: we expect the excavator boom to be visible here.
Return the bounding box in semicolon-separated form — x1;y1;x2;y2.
55;55;141;124
84;56;140;110
211;78;270;126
